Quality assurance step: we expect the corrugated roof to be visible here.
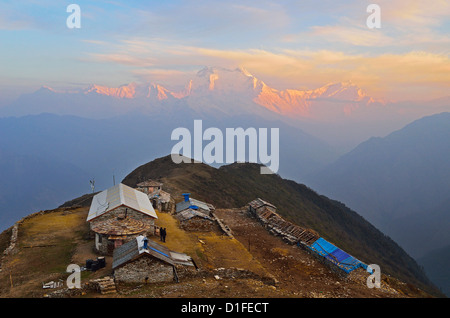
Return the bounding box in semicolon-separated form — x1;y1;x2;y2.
112;236;194;269
176;197;212;213
308;238;366;273
176;209;214;222
87;183;158;222
112;238;140;269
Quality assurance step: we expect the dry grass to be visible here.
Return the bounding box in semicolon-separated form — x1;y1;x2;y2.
152;212;268;276
0;207;89;297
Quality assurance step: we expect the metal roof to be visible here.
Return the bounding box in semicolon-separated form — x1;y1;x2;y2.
112;236;195;269
87;183;158;222
308;238;366;273
176;197;212;213
176;209;214;222
112;238;140;269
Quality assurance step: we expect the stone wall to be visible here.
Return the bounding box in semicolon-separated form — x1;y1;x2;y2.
174;264;198;281
3;208;60;258
2;223;19;257
114;255;174;284
179;217;221;233
90;206;155;230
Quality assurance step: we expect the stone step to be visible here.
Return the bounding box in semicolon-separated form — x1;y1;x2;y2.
102;290;117;295
101;287;116;292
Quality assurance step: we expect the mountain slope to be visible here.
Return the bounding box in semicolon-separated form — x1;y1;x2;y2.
0;149;90;230
304;112;450;258
0;108;337;233
418;245;450;296
121;154;441;296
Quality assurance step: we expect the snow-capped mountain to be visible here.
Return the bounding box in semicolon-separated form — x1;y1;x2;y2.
1;66;448;136
59;66;384;119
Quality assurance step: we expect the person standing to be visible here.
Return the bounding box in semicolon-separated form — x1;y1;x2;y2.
162;228;167;242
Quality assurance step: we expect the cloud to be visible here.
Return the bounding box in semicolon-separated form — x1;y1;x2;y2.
2;0;447;102
81;36;450;100
378;0;450;27
307;25;394;47
0;9;34;30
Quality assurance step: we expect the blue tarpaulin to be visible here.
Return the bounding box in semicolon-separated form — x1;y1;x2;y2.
308;237;366;273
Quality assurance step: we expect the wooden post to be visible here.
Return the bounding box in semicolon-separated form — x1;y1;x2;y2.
10;271;13;288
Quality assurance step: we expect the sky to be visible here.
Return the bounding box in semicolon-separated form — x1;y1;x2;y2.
0;0;449;102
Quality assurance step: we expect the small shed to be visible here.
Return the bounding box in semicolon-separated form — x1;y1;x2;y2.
176;193;214;216
176;208;219;232
136;180;171;212
248;198;277;215
149;190;172;212
112;236;196;284
248;198;319;245
136;179;163;195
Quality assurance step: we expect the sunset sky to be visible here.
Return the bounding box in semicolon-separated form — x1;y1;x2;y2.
0;0;449;102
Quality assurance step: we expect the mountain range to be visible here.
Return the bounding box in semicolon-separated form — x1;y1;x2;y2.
3;66;448;150
2;67;385;125
304;112;450;295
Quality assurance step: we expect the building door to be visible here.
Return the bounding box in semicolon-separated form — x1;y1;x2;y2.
107;240;115;255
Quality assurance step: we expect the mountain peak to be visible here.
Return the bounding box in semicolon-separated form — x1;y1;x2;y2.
23;67;386;120
85;83;138;98
313;81;368;100
235;66;254;77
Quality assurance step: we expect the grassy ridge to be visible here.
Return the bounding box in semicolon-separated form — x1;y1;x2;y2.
122;155;442;297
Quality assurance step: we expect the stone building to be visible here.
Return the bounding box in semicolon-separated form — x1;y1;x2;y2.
136;179;171;212
176;208;219;232
90;217;150;255
136;179;163;195
87;183;158;255
112;235;197;284
248;198;277;215
248;198;319;245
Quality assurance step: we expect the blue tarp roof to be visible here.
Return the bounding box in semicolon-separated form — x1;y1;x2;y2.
308;237;367;273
